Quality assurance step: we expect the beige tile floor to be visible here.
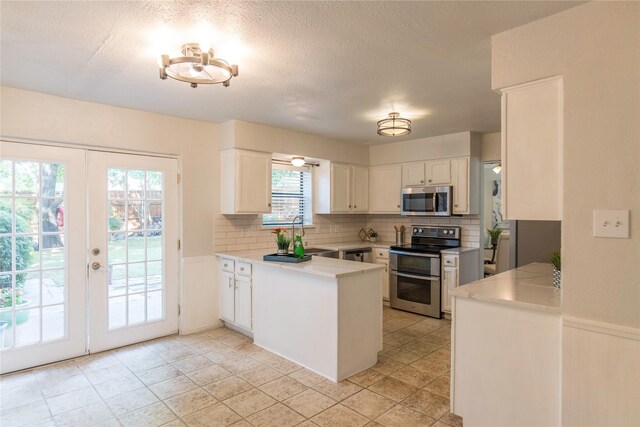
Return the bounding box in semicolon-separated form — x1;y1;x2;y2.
0;307;462;427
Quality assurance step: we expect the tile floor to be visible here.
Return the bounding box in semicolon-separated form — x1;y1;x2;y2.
0;307;462;427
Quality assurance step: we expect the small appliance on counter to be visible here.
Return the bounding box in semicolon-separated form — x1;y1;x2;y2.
389;225;461;318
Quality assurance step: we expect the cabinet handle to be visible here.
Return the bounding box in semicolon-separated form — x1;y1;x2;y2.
454;204;458;208
428;179;432;183
228;277;233;288
240;267;244;271
354;205;357;209
397;204;400;208
268;203;271;207
224;263;228;268
349;205;352;208
420;180;424;184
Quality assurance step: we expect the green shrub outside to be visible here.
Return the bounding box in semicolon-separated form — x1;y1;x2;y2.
0;204;35;307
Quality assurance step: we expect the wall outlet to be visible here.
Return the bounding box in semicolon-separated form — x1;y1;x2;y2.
593;210;630;238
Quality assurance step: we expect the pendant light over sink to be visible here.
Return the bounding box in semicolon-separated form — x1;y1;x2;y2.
377;112;411;136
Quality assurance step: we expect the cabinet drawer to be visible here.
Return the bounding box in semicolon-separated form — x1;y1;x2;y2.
375;248;389;260
236;262;252;277
220;258;235;273
443;255;458;267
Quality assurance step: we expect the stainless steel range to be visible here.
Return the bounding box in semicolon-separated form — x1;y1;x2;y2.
389;225;461;318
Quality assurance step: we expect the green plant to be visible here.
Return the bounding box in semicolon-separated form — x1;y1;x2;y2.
0;204;34;307
108;216;123;231
272;227;291;250
549;250;561;271
486;227;503;245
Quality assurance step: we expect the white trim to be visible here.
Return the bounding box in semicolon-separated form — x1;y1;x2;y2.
497;75;563;93
563;315;640;341
180;320;223;335
0;137;180;160
183;255;217;264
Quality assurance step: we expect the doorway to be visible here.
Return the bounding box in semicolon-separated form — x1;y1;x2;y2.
0;142;180;373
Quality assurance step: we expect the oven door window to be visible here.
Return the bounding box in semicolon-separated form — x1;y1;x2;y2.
395;255;437;276
403;193;434;213
396;275;434;305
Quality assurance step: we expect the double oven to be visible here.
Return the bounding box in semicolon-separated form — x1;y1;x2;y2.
390;226;461;318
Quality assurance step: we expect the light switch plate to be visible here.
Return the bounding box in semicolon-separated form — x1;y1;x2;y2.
593;210;630;238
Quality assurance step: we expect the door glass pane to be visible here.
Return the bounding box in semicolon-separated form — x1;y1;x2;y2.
107;168;165;330
0;159;67;350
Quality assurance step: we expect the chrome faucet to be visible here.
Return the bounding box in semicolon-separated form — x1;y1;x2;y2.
291;215;305;240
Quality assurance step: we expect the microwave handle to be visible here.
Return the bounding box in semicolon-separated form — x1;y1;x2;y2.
433;192;438;212
391;271;439;281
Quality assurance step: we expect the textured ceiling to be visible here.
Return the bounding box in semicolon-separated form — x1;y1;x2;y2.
0;1;581;144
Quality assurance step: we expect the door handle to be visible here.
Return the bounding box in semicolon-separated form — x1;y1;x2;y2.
91;262;107;271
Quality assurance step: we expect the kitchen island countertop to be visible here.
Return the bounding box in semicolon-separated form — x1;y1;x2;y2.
449;262;561;313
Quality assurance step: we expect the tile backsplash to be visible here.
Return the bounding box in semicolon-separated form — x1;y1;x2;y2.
214;213;480;252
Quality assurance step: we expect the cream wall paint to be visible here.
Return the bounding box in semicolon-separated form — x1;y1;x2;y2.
481;132;501;162
492;2;640;328
1;86;218;259
220;120;369;165
369;131;482;166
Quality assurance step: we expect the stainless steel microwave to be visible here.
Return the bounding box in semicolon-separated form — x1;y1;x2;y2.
401;186;452;216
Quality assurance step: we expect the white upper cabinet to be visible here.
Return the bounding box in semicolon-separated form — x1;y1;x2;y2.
369;164;402;213
316;162;369;214
221;148;272;214
402;159;451;186
501;76;563;220
451;156;479;215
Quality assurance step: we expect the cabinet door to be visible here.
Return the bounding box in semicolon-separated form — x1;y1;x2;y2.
402;162;426;186
425;159;451;185
442;266;458;313
219;270;235;322
331;163;352;212
502;77;562;220
234;275;252;331
352;165;369;212
451;157;469;214
237;150;272;213
369;165;402;213
376;260;390;300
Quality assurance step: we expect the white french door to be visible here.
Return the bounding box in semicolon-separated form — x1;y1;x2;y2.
0;142;87;373
87;151;179;352
0;143;180;373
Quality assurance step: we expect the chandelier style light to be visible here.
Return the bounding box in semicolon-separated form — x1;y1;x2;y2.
377;112;411;136
159;43;239;88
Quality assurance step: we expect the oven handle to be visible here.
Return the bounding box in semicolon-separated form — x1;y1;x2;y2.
389;250;439;258
391;271;440;281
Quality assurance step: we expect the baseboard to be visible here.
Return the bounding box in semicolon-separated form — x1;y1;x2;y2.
180;320;223;335
563;315;640;341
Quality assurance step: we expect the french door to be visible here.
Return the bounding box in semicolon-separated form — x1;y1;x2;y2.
0;142;87;373
0;142;179;373
87;151;179;352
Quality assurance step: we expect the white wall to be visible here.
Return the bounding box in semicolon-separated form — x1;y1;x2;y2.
492;3;640;425
1;86;220;332
369;131;482;166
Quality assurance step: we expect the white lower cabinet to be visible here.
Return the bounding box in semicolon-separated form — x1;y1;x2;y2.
441;250;480;314
218;258;253;331
373;248;390;301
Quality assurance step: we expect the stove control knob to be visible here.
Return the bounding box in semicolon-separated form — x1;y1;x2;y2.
413;228;418;234
418;228;423;233
443;230;449;235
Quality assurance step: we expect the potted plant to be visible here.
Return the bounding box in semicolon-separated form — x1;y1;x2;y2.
549;250;561;288
369;230;379;243
486;227;503;247
272;228;291;256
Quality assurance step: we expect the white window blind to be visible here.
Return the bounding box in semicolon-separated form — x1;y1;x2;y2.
262;164;312;226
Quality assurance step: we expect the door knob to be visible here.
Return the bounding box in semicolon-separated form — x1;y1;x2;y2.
91;262;106;271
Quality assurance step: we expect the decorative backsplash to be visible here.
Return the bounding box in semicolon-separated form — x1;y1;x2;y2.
214;213;480;252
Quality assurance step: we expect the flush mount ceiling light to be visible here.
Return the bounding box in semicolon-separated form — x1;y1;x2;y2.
291;157;306;167
493;163;502;174
159;43;238;88
377;112;411;137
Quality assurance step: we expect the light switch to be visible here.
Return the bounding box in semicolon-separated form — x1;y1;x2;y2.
593;210;630;238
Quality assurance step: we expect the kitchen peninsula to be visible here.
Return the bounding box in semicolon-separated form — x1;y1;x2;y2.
215;252;385;382
449;263;562;426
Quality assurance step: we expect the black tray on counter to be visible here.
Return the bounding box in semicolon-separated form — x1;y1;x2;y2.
263;254;312;263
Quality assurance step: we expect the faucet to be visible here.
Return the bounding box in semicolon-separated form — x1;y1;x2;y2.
291;215;305;241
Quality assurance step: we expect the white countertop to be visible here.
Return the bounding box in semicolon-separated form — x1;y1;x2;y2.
215;250;385;279
440;247;478;254
313;241;391;251
449;262;561;313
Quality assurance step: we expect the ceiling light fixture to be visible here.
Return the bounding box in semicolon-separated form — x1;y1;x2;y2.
493;163;502;174
291;157;306;167
377;112;411;137
159;43;238;88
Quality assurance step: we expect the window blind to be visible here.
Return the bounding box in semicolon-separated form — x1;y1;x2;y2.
263;164;312;226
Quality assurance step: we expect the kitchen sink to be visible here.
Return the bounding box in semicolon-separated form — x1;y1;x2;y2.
304;248;339;258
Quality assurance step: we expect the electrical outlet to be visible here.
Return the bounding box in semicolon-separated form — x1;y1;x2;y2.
593;210;630;238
